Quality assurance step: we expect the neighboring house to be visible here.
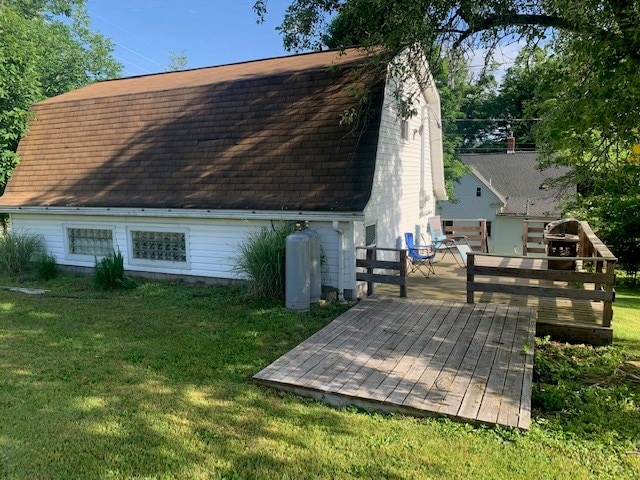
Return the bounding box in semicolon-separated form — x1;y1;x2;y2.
0;48;447;299
438;151;573;254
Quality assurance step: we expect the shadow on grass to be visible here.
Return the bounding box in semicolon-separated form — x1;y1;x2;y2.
0;280;424;479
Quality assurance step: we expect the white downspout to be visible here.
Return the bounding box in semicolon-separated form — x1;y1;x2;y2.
332;221;345;300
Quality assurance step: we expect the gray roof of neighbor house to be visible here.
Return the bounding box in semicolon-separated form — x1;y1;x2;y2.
0;49;385;212
460;152;574;217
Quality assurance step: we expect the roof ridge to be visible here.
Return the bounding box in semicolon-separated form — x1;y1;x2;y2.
36;47;373;106
98;47;366;84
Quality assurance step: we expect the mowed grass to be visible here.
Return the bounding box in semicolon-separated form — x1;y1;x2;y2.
0;274;639;479
612;285;640;357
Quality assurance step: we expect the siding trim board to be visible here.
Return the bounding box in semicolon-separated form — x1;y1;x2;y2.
3;206;365;222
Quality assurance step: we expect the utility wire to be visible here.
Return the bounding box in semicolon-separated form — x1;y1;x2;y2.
112;41;164;67
91;11;168;56
112;54;153;75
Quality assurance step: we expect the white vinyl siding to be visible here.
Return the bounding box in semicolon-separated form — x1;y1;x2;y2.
9;214;348;289
361;75;437;255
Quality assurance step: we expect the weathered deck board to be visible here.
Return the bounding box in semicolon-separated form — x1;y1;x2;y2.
254;297;536;429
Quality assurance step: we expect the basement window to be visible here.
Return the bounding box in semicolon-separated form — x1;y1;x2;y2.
365;224;377;246
130;230;187;263
67;228;114;256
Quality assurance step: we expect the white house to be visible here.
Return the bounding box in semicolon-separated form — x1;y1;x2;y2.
438;151;573;254
0;48;446;299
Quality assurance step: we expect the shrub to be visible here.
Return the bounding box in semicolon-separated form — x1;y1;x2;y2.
0;231;44;275
35;252;58;280
94;251;135;290
236;223;294;299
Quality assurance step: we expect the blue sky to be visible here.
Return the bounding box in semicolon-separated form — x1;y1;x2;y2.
86;1;295;77
85;1;522;81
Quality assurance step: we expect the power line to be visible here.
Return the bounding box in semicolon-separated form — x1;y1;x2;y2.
112;54;153;75
88;10;166;72
90;11;168;56
112;40;164;67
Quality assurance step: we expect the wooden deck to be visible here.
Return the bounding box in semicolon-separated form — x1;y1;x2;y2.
254;296;536;429
376;256;611;344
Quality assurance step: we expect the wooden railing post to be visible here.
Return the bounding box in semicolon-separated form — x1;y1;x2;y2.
595;257;603;291
522;221;529;256
466;253;475;303
356;246;409;298
480;219;488;253
602;260;615;327
366;248;375;297
399;249;407;298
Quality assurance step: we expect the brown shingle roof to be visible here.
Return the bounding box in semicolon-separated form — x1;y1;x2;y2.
1;49;384;212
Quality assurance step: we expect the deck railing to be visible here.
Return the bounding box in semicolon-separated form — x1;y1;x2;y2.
441;218;489;253
467;220;617;332
522;220;546;256
356;246;407;297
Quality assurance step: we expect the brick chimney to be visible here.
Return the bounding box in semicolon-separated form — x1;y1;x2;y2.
506;135;516;154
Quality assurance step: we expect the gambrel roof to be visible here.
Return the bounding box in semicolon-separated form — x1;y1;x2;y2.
1;49;385;212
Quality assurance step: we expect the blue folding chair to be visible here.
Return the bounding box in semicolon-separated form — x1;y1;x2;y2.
404;232;436;277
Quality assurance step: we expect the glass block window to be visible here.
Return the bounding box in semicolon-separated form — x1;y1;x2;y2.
131;230;187;262
67;228;113;256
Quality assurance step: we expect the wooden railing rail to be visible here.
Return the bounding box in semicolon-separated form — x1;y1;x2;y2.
356;247;407;297
466;250;617;327
522;220;546;256
442;218;489;253
579;221;617;259
577;221;617;324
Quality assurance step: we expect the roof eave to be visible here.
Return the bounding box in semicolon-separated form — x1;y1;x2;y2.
0;206;366;222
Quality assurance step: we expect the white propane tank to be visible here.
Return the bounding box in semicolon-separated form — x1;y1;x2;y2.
286;229;310;311
303;226;321;304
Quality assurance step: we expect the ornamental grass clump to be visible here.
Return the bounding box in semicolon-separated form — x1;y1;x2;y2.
0;231;44;276
35;252;58;280
93;251;135;290
236;223;293;299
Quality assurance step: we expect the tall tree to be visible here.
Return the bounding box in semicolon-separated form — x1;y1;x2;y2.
254;0;640;150
256;0;640;268
456;47;550;153
0;0;121;190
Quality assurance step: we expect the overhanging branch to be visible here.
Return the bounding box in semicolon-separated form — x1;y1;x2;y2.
450;13;578;49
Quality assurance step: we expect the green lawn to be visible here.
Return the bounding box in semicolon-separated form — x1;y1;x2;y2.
0;274;639;479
